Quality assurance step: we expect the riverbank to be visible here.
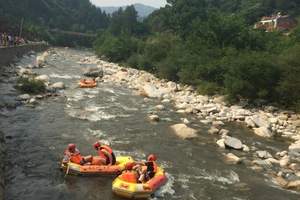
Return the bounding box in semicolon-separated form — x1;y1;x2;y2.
74;54;300;191
0;43;48;67
2;47;300;199
0;43;48;200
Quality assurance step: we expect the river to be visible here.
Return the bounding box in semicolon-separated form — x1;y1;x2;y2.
0;48;299;200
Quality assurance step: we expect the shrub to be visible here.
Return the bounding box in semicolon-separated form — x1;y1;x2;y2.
16;78;46;94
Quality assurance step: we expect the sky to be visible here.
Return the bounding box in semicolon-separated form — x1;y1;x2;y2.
90;0;167;8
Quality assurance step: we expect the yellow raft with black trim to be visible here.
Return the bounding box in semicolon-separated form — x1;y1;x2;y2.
112;166;167;199
61;156;134;176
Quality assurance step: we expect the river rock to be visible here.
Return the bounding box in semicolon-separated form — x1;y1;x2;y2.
216;139;225;148
242;144;250;152
256;150;273;159
224;153;241;164
35;75;49;83
212;121;224;127
208;127;219;134
253;127;274;138
148;115;160;122
170;124;198;139
245;117;256;128
293;120;300;127
29;98;37;104
280;155;290;167
17;94;30;101
155;105;165;111
84;67;104;78
219;129;229;136
251;114;271;128
18;68;33;76
36;55;46;67
50;82;65;89
286;180;300;190
224;136;243;150
139;84;164;98
289;142;300;156
252;159;272;168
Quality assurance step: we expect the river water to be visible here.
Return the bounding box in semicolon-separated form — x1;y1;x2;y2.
0;48;299;200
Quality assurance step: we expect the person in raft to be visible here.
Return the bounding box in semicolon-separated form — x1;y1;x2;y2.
132;154;158;183
63;143;92;165
93;141;116;165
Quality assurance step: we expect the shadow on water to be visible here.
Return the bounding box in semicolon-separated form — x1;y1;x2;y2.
0;48;299;200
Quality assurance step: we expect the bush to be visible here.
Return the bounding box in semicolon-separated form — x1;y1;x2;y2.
16;78;46;94
276;44;300;110
224;52;280;102
197;81;223;96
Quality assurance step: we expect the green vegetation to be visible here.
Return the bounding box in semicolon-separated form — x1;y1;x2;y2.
0;0;109;46
16;78;46;94
94;0;300;110
1;0;299;110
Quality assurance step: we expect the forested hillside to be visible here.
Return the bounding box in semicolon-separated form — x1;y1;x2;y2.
0;0;109;45
94;0;300;110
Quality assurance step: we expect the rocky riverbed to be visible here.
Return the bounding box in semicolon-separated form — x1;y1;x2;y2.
1;47;300;199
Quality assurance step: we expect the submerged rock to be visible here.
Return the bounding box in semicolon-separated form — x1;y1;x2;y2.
170;123;198;139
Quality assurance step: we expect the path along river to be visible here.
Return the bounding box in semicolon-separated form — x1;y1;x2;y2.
0;48;299;200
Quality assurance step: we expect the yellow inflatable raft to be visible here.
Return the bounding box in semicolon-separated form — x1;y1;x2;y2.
112;166;167;199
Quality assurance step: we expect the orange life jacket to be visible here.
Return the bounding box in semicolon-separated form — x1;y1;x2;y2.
64;149;84;165
97;145;116;165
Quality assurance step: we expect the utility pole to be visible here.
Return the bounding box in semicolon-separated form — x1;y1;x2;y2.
19;18;24;37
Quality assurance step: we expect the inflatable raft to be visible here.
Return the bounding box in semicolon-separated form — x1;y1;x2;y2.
112;166;167;199
79;79;97;88
61;156;134;176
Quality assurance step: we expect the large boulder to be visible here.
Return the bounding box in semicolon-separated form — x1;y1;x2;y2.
224;136;243;150
251;114;271;128
170;124;198;139
139;84;165;98
84;67;104;78
253;127;274;138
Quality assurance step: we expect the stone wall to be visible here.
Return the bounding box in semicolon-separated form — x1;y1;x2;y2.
0;43;48;66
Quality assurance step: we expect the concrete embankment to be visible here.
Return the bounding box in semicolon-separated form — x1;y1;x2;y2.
0;43;48;66
0;43;48;200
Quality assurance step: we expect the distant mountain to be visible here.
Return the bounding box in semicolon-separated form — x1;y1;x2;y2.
100;3;157;18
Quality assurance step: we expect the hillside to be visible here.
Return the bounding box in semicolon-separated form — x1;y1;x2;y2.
100;3;157;18
0;0;109;33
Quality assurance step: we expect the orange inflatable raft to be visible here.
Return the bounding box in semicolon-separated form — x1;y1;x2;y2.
61;156;134;176
79;79;97;88
112;165;167;199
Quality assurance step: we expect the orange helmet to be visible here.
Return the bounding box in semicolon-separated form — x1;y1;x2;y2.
147;154;157;162
68;143;76;152
93;141;101;150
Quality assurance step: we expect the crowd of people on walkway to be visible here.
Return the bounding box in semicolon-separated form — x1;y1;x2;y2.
0;32;26;47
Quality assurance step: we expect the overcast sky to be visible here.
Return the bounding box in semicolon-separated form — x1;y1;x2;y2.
90;0;167;8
